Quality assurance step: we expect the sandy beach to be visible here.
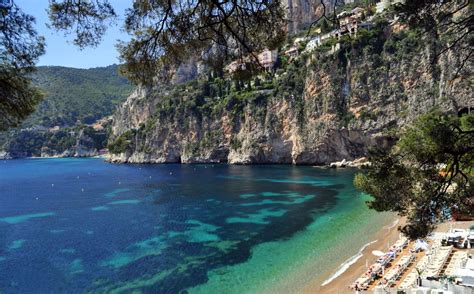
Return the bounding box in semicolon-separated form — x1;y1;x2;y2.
300;216;405;294
300;219;474;294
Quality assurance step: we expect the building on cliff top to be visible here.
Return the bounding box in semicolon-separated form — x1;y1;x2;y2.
225;49;278;74
257;49;278;70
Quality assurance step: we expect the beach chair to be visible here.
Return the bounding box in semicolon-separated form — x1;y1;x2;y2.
398;269;418;289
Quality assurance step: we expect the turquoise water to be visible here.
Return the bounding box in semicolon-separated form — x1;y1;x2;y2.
0;158;390;293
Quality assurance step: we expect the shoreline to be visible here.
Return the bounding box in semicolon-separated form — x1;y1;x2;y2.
3;155;369;170
0;155;107;160
300;217;404;294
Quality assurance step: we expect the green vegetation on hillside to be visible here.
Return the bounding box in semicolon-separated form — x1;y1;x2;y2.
25;64;132;128
354;111;474;239
0;65;131;156
6;126;107;157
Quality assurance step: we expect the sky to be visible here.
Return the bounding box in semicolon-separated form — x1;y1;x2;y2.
16;0;130;69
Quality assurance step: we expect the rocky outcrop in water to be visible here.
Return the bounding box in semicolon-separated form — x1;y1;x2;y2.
107;23;472;165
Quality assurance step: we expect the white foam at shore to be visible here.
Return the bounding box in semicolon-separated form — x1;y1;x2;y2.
387;218;400;230
321;239;377;286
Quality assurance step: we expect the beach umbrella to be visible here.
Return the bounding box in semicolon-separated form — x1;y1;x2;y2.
372;250;385;257
414;240;429;251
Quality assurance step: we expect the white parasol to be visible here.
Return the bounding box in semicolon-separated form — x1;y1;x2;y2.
372;250;385;257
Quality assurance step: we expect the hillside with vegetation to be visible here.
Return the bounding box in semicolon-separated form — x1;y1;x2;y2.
0;65;132;158
25;65;132;128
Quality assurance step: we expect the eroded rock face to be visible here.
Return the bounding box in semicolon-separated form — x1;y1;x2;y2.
108;28;471;165
283;0;339;34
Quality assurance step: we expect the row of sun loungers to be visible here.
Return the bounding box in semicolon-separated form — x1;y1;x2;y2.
416;255;430;272
380;254;416;286
444;251;468;276
422;246;453;278
353;228;473;292
350;237;410;290
391;237;409;253
399;248;468;289
351;263;384;290
398;268;419;289
398;231;472;290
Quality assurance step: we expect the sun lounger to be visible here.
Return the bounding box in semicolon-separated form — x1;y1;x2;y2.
399;269;419;289
444;251;468;276
380;254;416;286
351;275;371;290
422;246;453;278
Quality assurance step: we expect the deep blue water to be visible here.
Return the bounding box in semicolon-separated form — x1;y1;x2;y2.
0;158;386;293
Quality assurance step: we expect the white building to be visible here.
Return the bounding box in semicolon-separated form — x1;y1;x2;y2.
304;36;322;52
257;49;278;70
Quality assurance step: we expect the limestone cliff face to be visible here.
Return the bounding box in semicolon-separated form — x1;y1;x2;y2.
108;26;472;165
283;0;340;34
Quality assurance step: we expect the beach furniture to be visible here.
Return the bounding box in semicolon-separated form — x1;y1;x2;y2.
422;246;453;278
351;262;385;290
380;254;416;286
351;236;417;290
444;251;468;276
377;252;395;267
390;237;408;253
351;276;370;290
398;268;419;289
446;229;468;247
413;239;429;252
467;233;474;247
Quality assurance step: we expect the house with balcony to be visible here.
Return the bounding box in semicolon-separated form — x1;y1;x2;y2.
334;7;370;39
257;49;278;70
226;48;278;73
304;36;322;52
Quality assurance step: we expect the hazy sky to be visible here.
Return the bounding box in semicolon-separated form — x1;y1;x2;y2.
16;0;130;68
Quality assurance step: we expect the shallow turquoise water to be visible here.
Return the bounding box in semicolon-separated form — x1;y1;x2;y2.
0;158;390;293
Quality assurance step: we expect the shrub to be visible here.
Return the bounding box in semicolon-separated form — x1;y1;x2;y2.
108;130;135;154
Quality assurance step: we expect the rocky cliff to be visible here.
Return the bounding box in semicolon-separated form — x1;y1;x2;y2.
107;22;472;165
283;0;345;34
4;127;107;158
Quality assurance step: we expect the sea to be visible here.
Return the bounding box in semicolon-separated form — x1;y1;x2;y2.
0;158;392;293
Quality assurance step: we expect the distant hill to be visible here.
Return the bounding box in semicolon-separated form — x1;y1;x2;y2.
23;64;133;128
0;65;133;157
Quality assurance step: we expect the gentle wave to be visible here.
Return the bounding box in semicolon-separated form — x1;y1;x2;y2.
321;239;378;286
387;218;400;230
